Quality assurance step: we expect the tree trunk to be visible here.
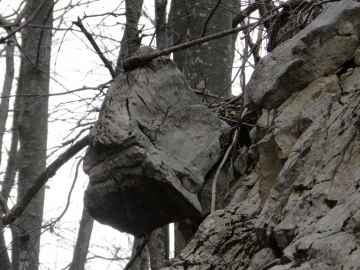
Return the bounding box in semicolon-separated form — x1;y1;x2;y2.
12;0;54;269
115;0;144;75
69;202;94;270
162;225;169;262
155;0;167;49
169;0;234;255
167;0;188;72
174;223;186;257
182;0;233;98
0;35;16;270
0;218;11;270
0;40;15;166
148;228;166;270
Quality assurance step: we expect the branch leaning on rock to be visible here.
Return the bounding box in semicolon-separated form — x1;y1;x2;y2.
211;97;245;213
211;128;238;213
122;21;258;71
72;17;116;78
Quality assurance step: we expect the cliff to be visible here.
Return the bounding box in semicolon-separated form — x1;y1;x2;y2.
164;0;360;269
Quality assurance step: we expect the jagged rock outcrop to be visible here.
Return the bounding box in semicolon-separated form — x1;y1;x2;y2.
83;47;229;237
245;0;360;111
164;0;360;269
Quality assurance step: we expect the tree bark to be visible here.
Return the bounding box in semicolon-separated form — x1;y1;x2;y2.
12;1;54;269
0;40;15;166
155;0;167;50
9;50;23;270
0;218;11;270
162;225;169;262
148;228;166;270
182;0;233;98
174;223;186;257
115;0;144;75
167;0;188;72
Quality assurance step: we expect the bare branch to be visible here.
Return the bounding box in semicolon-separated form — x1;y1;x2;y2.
122;22;257;71
211;129;238;213
123;234;151;270
199;0;222;38
0;0;48;43
3;135;90;225
73;17;115;78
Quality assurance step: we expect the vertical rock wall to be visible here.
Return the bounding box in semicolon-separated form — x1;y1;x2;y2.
164;1;360;269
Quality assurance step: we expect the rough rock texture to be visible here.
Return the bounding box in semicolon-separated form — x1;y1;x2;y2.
83;47;229;237
163;1;360;269
162;187;260;270
245;0;360;111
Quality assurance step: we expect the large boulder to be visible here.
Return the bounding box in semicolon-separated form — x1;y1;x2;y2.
83;47;229;237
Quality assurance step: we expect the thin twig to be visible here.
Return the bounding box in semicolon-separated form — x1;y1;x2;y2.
48;158;83;228
73;17;115;78
123;234;151;270
0;0;48;43
199;0;222;38
211;129;238;213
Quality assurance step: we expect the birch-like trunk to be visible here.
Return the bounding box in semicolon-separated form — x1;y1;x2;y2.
12;1;53;269
182;0;233;98
69;203;94;270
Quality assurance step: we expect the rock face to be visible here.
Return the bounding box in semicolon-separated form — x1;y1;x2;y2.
163;0;360;269
83;47;229;237
245;0;360;111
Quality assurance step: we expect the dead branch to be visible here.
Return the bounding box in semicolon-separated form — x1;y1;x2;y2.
199;0;222;38
0;0;48;43
123;234;151;270
211;129;238;213
73;17;116;78
122;22;257;71
3;135;90;225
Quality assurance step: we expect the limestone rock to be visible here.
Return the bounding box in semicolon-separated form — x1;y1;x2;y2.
163;184;260;270
254;88;360;269
245;0;360;110
163;1;360;268
83;47;229;237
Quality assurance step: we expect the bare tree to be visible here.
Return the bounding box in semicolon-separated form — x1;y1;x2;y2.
10;1;54;269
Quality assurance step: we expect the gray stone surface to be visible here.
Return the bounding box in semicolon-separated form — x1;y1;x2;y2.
162;210;259;270
162;1;360;269
83;47;229;237
245;0;360;111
